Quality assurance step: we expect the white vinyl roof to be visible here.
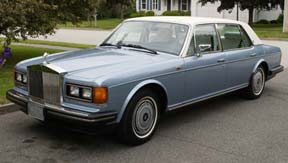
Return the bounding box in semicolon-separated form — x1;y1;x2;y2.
126;16;262;45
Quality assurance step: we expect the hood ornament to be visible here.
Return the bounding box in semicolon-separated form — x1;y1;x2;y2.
43;52;49;64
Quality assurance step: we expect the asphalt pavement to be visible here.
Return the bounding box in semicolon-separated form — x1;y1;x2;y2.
0;69;288;163
29;29;111;45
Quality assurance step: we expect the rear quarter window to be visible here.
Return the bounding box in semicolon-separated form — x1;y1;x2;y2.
217;24;252;51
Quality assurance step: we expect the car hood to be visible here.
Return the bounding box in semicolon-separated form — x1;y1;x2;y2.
19;48;176;80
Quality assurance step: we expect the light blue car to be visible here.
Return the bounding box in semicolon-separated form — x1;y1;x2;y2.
7;17;283;145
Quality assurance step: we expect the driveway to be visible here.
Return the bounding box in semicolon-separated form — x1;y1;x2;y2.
1;70;288;163
262;40;288;67
31;29;112;46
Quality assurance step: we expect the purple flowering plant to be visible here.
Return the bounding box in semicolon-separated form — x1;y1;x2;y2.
0;41;12;68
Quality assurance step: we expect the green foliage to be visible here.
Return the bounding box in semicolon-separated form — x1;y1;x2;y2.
180;11;191;16
270;20;278;24
277;14;284;24
162;10;191;16
146;11;155;16
255;14;284;25
129;11;155;18
252;24;288;38
256;19;270;24
96;0;134;19
0;1;55;46
162;10;181;16
198;0;284;11
198;0;284;25
0;0;97;46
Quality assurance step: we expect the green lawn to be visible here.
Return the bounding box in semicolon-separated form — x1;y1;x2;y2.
252;24;288;39
0;38;95;49
0;46;63;104
57;18;122;30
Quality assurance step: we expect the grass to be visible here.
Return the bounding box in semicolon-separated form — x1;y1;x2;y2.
0;46;63;104
252;24;288;39
0;38;95;49
57;18;122;30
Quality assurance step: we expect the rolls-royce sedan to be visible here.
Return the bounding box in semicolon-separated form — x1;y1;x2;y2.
7;17;283;145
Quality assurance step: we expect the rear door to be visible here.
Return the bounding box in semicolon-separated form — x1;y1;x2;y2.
216;24;256;88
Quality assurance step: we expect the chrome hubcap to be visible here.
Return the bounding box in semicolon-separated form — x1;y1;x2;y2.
252;68;265;95
132;97;158;139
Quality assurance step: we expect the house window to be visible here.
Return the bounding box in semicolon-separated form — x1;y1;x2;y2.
142;0;147;10
181;0;188;11
152;0;158;10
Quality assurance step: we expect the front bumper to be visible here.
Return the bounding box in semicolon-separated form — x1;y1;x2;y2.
6;89;117;125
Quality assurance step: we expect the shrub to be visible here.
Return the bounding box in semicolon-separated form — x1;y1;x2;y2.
162;10;191;16
146;11;155;16
270;20;278;24
129;11;155;18
255;19;270;24
162;10;181;16
277;14;284;24
129;12;140;18
179;11;191;16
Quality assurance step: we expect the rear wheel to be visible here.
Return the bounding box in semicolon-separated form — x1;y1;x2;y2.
118;89;160;145
242;66;266;99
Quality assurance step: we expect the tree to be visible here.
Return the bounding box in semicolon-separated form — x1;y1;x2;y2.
198;0;284;25
284;0;288;32
105;0;134;19
0;0;97;46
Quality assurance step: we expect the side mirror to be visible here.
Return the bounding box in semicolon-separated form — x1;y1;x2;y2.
198;44;212;53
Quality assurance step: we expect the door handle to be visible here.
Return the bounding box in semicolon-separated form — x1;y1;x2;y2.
217;59;226;63
250;53;257;57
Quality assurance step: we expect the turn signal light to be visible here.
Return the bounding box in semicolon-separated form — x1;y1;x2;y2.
93;87;108;104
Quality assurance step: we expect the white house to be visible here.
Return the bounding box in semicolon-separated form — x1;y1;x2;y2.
135;0;282;23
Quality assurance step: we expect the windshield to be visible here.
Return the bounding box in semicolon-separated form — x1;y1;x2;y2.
103;21;189;55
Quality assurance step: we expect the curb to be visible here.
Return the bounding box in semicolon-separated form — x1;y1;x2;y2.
0;103;19;115
57;27;113;31
261;38;288;42
12;43;81;51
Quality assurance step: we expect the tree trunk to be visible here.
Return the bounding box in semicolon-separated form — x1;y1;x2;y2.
248;7;254;26
87;15;91;27
284;0;288;32
120;4;124;20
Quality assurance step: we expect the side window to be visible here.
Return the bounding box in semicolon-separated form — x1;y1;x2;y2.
194;24;220;54
239;26;253;47
187;36;195;56
217;24;252;50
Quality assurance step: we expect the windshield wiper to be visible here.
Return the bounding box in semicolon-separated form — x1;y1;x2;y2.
119;44;158;54
99;43;121;48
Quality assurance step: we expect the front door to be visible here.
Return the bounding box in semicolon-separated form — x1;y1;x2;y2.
183;24;227;102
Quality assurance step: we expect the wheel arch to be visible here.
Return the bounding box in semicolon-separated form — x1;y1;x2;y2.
117;79;168;122
253;59;269;80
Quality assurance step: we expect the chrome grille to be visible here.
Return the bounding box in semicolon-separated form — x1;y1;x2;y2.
28;65;61;106
28;69;43;99
43;72;61;105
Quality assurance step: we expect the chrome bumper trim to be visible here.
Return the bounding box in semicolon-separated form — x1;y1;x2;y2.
6;89;117;124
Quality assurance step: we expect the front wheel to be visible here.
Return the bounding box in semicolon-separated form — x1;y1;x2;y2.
241;66;266;99
118;89;160;145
